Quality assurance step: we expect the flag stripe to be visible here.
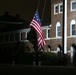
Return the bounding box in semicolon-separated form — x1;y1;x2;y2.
30;22;43;38
30;10;46;50
30;19;42;35
38;37;46;47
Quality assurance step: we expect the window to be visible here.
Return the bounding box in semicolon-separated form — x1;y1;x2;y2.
54;4;59;14
72;24;75;35
56;22;60;37
70;20;76;36
48;29;50;38
45;29;50;39
57;26;60;36
42;30;46;38
54;3;63;15
26;31;30;40
71;1;76;11
59;3;63;13
21;32;26;40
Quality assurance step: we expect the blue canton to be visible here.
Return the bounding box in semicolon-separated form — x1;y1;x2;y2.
34;11;41;24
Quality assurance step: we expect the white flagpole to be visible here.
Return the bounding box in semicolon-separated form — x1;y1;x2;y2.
62;0;67;65
64;0;67;54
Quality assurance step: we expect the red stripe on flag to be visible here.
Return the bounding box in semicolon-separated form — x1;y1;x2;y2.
29;11;46;50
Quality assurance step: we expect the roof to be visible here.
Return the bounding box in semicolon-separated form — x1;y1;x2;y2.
0;12;29;32
0;12;25;23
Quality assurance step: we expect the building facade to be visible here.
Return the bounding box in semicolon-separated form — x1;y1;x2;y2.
51;0;76;64
1;0;76;65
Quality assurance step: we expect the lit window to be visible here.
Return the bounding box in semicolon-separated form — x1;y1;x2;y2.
56;22;60;37
70;20;76;36
57;26;60;36
72;24;75;35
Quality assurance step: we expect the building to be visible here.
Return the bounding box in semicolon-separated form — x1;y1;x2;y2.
1;0;76;65
0;12;51;64
51;0;76;64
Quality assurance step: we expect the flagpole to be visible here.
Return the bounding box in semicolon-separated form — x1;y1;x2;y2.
62;0;67;66
33;0;47;66
37;0;41;11
41;0;46;22
34;0;41;66
37;0;46;66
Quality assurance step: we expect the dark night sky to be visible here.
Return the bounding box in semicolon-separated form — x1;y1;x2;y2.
0;0;50;22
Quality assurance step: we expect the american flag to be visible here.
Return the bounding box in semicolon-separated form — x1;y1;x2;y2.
30;10;46;50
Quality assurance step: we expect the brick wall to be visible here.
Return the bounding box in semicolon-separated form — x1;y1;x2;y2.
51;0;76;53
